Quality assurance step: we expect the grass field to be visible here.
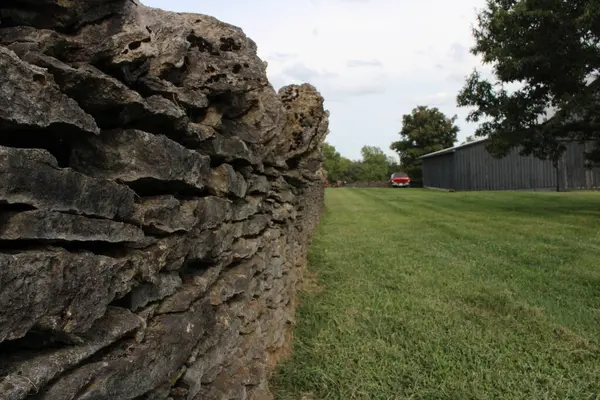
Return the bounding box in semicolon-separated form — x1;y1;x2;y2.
272;189;600;400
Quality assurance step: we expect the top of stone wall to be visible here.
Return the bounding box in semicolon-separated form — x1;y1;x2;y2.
0;0;329;169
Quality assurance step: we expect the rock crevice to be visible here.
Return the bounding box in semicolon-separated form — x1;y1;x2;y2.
0;2;328;399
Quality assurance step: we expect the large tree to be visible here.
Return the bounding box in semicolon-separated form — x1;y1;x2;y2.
386;155;401;177
390;106;459;182
322;143;343;181
322;143;353;182
359;146;389;181
457;0;600;164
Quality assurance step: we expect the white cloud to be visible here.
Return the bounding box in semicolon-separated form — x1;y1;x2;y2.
448;42;470;63
281;62;338;82
347;59;383;68
141;0;489;160
267;52;297;62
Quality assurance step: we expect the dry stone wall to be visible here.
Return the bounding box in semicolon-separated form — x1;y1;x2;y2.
0;1;328;399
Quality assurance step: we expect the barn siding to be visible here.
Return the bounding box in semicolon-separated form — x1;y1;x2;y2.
422;153;454;189
561;141;600;190
421;140;600;191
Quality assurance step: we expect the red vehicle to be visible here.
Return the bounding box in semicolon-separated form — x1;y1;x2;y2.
390;172;411;187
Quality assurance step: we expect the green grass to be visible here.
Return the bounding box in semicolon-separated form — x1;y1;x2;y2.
272;189;600;400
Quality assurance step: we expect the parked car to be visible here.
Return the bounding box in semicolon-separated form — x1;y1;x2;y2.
390;172;411;187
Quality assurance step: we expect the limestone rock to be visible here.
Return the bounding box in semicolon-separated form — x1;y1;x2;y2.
123;95;188;136
208;164;248;198
0;46;99;135
208;222;244;260
268;188;295;204
231;196;263;221
231;237;261;261
209;261;257;306
266;203;297;222
272;84;329;160
172;14;269;94
186;229;217;262
12;51;145;129
70;129;210;193
0;210;145;243
247;175;271;194
157;266;222;314
0;0;128;31
37;300;215;400
0;307;142;400
0;146;135;219
242;214;271;237
0;249;128;342
131;195;233;234
220;88;287;145
137;76;209;111
200;135;259;165
0;1;329;398
129;273;182;311
132;196;199;234
184;123;217;146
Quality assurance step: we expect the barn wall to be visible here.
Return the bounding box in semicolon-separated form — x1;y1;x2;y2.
422;153;454;189
453;142;557;191
561;141;600;190
422;141;600;192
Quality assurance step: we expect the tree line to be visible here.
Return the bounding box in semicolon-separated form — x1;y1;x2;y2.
325;0;599;183
323;144;400;183
324;105;459;185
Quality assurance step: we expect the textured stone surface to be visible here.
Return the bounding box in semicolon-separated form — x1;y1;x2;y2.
0;1;328;399
131;196;200;234
0;46;99;135
70;129;211;193
0;0;128;31
208;163;248;198
0;307;143;400
0;146;136;219
12;51;146;129
0;249;128;342
0;210;145;243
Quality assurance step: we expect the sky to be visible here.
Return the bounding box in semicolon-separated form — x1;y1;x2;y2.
140;0;492;161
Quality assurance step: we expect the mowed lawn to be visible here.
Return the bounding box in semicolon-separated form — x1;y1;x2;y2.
272;189;600;400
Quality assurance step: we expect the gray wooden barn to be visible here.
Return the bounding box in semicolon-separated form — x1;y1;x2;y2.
420;139;600;191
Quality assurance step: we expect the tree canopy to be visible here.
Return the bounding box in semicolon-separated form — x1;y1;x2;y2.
462;135;476;144
322;143;399;182
457;0;600;164
390;106;459;182
359;146;389;181
322;143;346;182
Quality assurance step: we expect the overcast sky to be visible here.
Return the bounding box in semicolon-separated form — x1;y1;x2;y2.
141;0;491;160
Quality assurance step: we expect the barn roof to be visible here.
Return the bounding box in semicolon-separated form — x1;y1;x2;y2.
419;137;489;159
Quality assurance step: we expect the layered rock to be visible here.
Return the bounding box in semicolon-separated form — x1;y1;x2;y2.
0;2;328;399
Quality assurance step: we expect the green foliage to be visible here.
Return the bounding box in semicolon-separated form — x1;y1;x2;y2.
462;135;476;144
390;106;459;182
358;146;389;181
273;189;600;399
322;143;345;182
322;143;399;182
386;155;401;177
457;0;600;163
